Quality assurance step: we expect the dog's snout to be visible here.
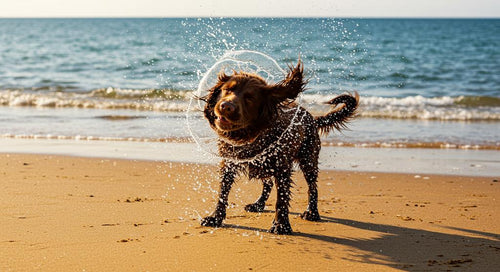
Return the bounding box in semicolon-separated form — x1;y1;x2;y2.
220;101;236;114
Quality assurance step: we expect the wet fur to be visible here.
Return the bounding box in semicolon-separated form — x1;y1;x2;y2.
200;60;359;234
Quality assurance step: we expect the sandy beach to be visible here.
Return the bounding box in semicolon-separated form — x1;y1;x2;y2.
1;153;499;271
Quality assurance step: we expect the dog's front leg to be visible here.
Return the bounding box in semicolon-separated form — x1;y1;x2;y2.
245;178;273;212
269;170;293;234
201;163;236;228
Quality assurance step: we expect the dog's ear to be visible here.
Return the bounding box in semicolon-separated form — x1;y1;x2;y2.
266;61;306;103
201;70;231;102
210;70;231;94
203;71;231;123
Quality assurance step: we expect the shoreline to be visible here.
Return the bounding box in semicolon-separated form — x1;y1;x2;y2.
1;153;498;271
1;134;499;151
0;138;498;177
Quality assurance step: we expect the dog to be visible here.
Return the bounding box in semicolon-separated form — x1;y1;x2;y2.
200;60;358;234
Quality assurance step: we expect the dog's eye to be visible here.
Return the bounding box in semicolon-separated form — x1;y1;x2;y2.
244;94;254;102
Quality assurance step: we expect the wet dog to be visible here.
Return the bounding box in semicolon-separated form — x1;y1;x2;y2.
200;60;358;234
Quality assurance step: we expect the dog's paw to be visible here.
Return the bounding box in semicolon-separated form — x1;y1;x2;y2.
301;210;321;221
244;202;266;213
200;216;223;227
269;221;292;235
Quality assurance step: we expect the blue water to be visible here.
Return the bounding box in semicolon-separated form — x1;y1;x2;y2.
0;18;498;148
1;18;499;96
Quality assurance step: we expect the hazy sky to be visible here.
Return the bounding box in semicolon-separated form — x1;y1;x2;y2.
1;0;499;18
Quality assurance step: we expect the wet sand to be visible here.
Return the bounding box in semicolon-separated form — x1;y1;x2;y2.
1;153;499;271
1;138;499;176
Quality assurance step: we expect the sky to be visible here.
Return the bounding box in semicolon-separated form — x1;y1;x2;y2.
0;0;499;18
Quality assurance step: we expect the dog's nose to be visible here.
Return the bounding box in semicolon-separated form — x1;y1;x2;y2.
220;101;236;114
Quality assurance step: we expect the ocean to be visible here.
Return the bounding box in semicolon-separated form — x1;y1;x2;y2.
0;18;499;150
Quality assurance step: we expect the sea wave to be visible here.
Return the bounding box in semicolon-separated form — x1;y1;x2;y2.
359;95;500;121
304;94;500;121
0;89;499;121
0;88;191;112
1;133;497;150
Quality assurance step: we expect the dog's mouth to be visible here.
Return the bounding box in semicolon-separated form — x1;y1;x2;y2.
217;115;231;126
214;114;245;132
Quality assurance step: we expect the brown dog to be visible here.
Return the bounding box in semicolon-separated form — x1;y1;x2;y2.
200;60;358;234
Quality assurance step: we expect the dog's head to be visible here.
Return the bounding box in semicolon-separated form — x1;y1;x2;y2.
203;61;305;143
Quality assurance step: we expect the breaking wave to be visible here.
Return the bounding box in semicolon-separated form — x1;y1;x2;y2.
0;88;499;121
0;88;191;112
350;95;500;121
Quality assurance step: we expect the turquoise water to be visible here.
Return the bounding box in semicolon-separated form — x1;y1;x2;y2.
0;18;498;148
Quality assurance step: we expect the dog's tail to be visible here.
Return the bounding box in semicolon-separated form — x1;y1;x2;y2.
314;92;359;135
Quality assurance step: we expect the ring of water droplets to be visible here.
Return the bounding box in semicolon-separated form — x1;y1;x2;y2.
186;50;306;163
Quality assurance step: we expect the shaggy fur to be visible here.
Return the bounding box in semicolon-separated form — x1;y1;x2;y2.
200;60;359;234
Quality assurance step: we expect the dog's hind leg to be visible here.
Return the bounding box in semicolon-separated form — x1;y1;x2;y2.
299;156;321;221
245;178;273;212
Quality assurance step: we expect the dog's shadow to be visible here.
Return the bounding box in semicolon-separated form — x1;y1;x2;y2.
224;212;500;271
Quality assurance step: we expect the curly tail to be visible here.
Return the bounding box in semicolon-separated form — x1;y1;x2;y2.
314;92;359;135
